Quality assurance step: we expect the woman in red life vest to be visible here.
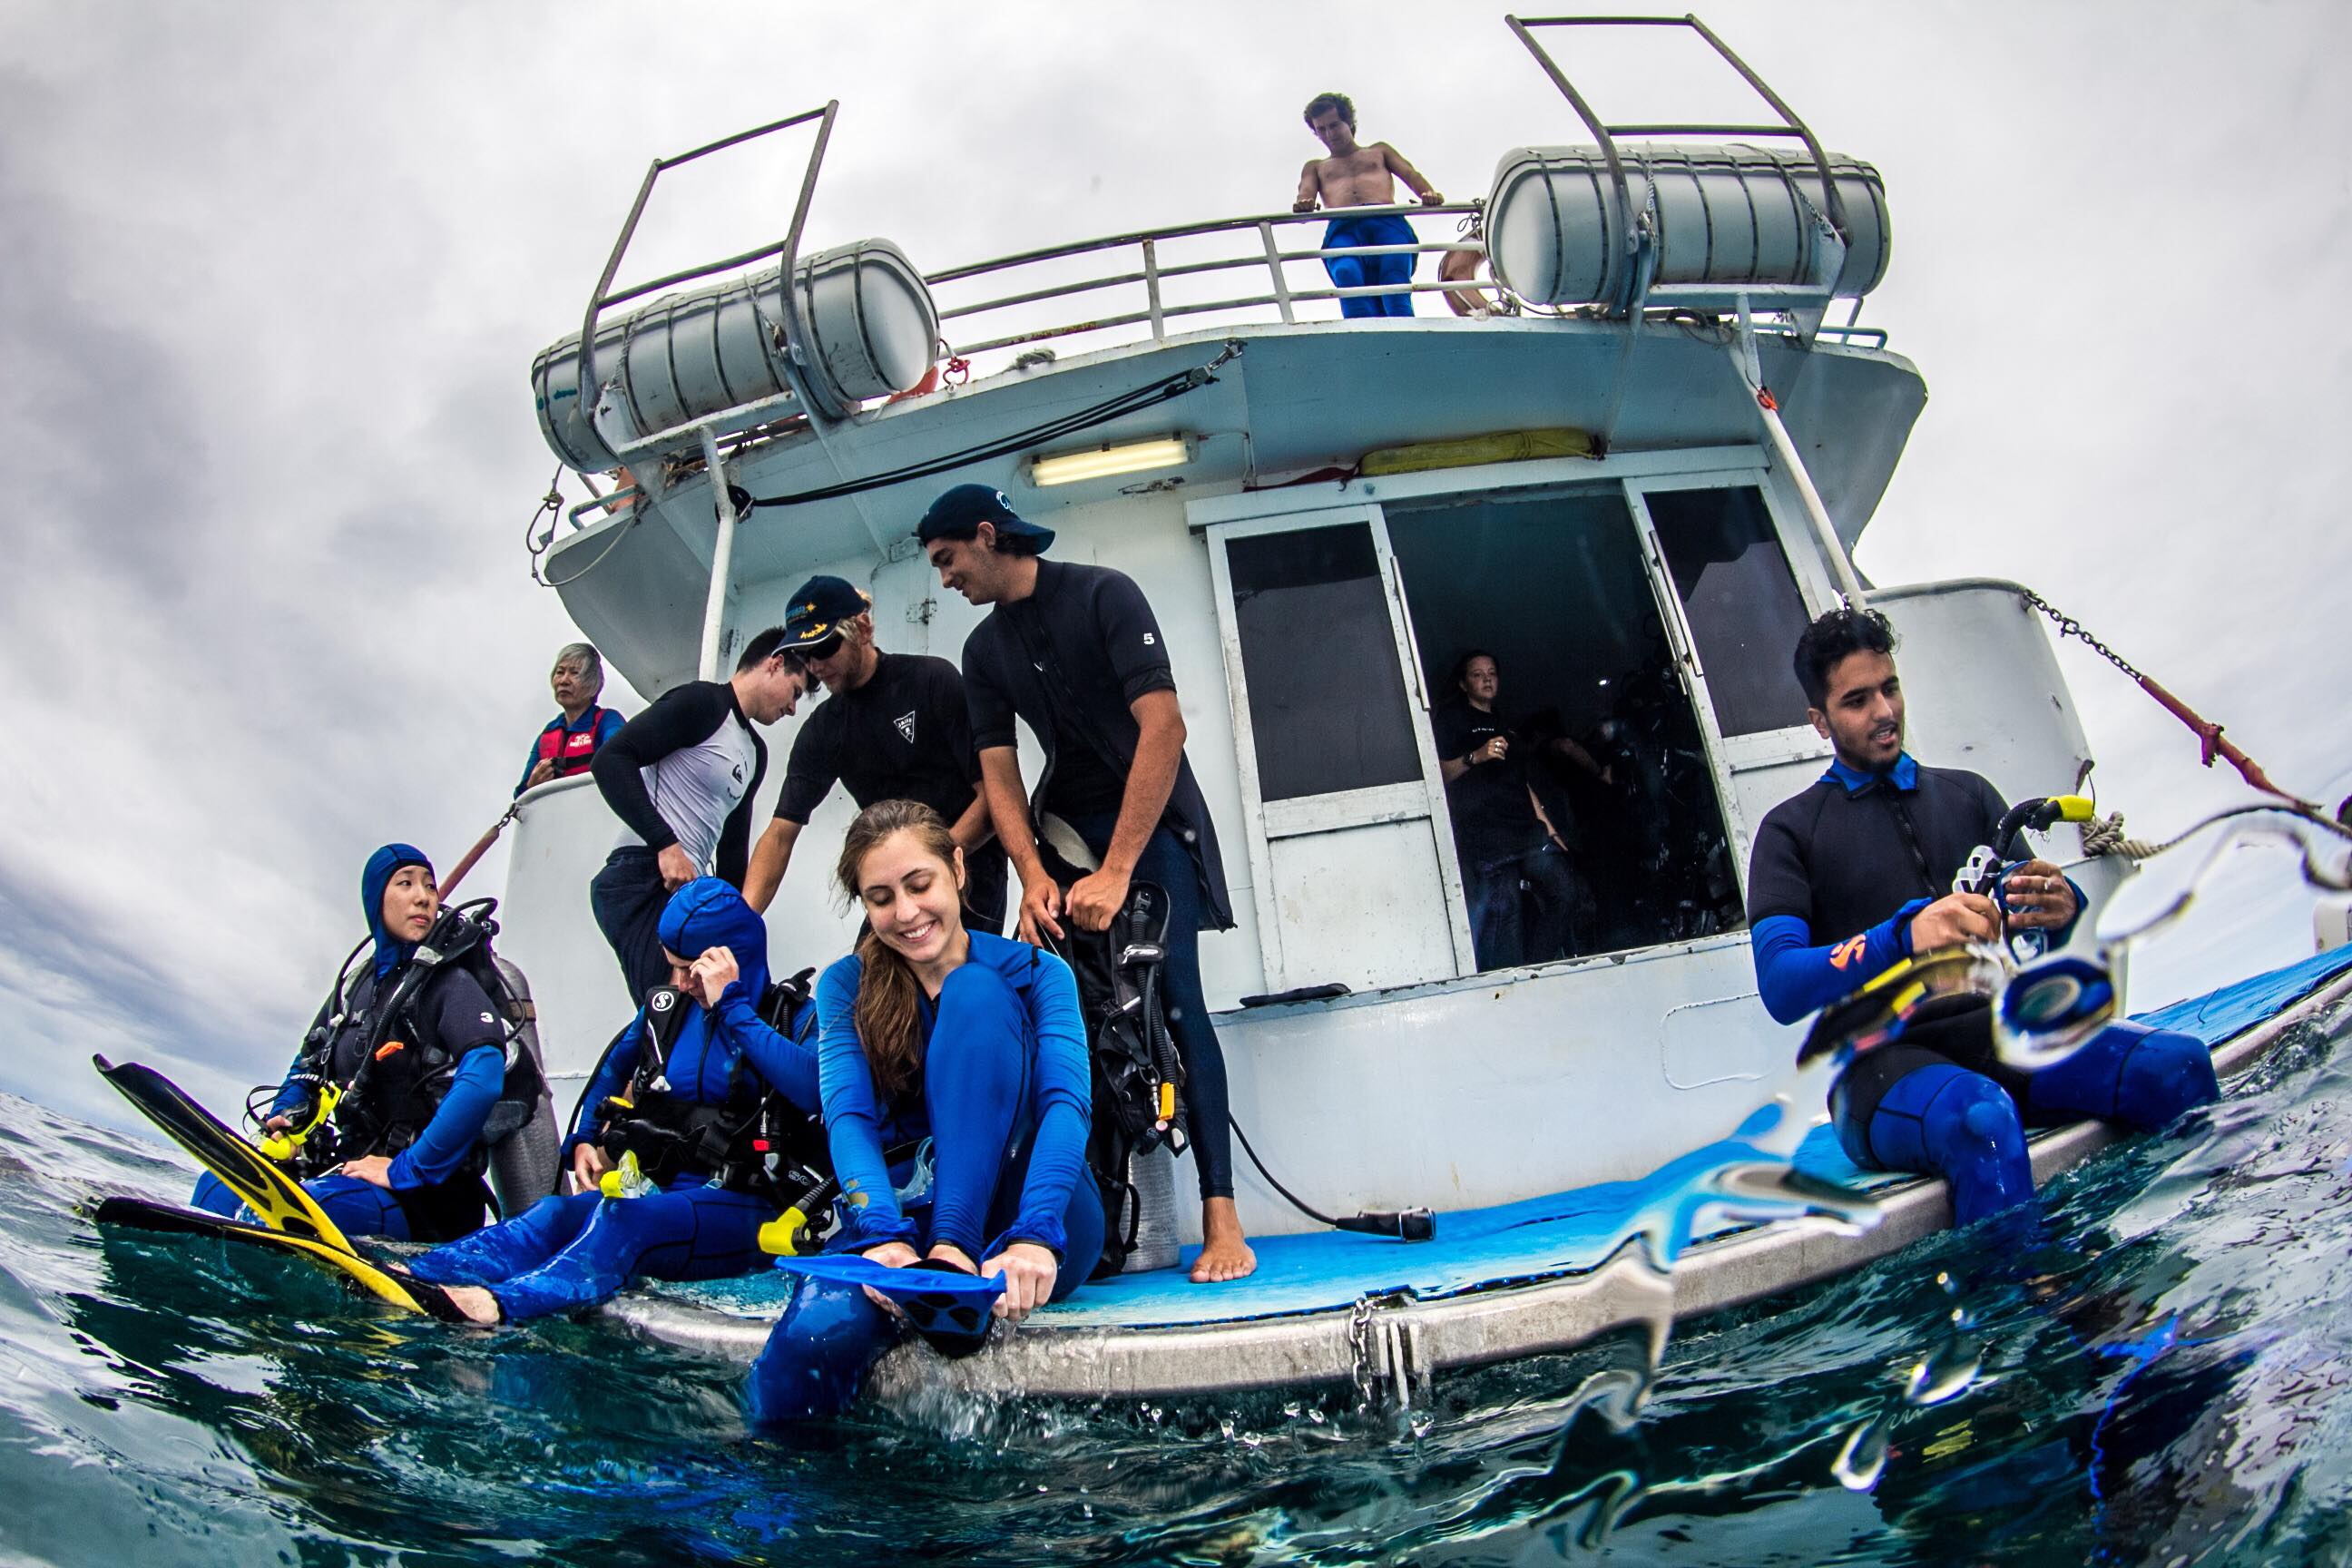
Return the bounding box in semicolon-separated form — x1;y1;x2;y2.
518;642;626;797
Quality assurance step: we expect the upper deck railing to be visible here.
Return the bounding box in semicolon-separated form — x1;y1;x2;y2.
925;202;1492;368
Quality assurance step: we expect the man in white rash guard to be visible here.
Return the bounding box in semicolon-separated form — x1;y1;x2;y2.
587;628;807;1002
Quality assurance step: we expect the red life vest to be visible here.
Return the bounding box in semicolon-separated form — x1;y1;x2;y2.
534;707;609;780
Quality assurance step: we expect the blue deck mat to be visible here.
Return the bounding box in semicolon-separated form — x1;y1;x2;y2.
662;943;2352;1332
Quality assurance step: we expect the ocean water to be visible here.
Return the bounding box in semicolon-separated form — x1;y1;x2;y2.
5;986;2350;1565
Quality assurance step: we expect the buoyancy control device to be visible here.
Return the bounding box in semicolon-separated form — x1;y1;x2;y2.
254;899;559;1215
588;967;833;1215
1044;877;1190;1279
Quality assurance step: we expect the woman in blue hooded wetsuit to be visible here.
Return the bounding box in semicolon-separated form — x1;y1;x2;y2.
405;877;819;1324
744;799;1101;1423
193;844;506;1242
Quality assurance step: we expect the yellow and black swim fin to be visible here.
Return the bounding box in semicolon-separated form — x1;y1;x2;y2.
93;1055;357;1253
90;1194;470;1320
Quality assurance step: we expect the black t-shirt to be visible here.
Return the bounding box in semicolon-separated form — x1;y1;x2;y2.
777;653;983;827
1745;763;2007;943
1433;703;1547;864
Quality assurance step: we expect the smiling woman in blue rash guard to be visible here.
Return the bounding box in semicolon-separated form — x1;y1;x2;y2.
746;800;1099;1423
404;877;820;1325
193;845;506;1242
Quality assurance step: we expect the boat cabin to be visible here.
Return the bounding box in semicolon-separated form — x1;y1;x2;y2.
500;19;2113;1236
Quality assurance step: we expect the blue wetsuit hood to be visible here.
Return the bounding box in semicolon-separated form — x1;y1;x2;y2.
656;877;771;1002
362;842;435;981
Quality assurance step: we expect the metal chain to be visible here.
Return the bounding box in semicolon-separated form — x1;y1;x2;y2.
2019;589;2145;683
1348;1295;1377;1407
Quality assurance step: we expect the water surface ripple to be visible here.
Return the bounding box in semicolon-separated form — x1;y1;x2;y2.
5;1004;2349;1564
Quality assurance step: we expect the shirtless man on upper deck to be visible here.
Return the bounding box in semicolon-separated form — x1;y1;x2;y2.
1291;93;1443;318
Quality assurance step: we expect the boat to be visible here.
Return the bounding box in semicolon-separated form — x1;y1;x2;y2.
487;15;2352;1405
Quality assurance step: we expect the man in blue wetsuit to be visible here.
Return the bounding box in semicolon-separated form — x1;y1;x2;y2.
515;642;626;798
921;482;1258;1282
1746;606;2217;1226
1292;92;1445;318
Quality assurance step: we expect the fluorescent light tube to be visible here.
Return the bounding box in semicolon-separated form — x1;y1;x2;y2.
1028;436;1191;487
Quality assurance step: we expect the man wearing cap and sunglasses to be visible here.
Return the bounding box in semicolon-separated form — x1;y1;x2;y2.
743;574;1007;932
920;482;1257;1284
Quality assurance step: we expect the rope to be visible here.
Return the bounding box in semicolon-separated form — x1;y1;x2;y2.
2078;801;2352;863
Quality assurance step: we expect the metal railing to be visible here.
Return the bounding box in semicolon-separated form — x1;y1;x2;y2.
576;103;839;441
1504;14;1851;251
926;202;1491;362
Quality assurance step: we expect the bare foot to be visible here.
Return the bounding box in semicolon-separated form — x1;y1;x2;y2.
442;1285;503;1326
1190;1198;1257;1283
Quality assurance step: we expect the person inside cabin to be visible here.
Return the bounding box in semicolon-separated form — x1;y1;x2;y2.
1434;651;1607;970
1291;92;1445;318
193;845;508;1243
586;631;808;1004
1746;606;2219;1227
516;642;627;798
742;574;1008;935
402;877;825;1326
744;801;1098;1421
919;482;1257;1283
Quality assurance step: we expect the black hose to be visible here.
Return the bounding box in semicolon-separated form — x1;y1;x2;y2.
1229;1115;1435;1242
742;346;1239;514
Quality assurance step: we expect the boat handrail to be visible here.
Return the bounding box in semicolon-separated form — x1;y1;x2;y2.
575;103;840;433
1503;15;1851;250
925;201;1492;365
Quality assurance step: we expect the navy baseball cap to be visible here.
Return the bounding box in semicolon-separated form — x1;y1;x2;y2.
915;484;1056;551
778;575;873;651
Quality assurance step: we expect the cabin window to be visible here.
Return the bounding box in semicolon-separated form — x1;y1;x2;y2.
1387;487;1747;960
1642;485;1813;737
1225;523;1422;800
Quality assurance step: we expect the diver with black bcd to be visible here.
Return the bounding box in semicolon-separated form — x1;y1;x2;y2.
193;844;519;1243
1747;608;2219;1226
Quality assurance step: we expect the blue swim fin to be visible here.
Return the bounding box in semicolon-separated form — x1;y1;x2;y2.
772;1253;1004;1356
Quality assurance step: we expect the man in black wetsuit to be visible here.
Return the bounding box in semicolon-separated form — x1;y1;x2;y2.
742;574;1008;932
587;629;807;1003
1746;606;2216;1226
920;482;1256;1283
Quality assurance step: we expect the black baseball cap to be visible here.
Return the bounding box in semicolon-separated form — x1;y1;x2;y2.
915;483;1056;550
778;575;873;652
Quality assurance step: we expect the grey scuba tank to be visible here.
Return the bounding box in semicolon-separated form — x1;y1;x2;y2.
482;954;561;1215
1119;1142;1182;1274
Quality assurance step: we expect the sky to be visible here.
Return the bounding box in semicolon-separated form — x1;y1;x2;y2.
1;1;2347;1132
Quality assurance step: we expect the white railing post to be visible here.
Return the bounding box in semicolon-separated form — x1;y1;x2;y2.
1142;237;1166;342
696;426;740;679
1259;222;1296;325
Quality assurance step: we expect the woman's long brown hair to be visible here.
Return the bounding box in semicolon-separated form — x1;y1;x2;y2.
835;799;963;1101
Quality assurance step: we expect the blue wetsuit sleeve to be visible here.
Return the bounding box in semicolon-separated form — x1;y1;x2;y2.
710;982;821;1113
387;1046;504;1189
562;1017;644;1159
1751;905;1928;1025
995;954;1093;1259
817;958;917;1249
